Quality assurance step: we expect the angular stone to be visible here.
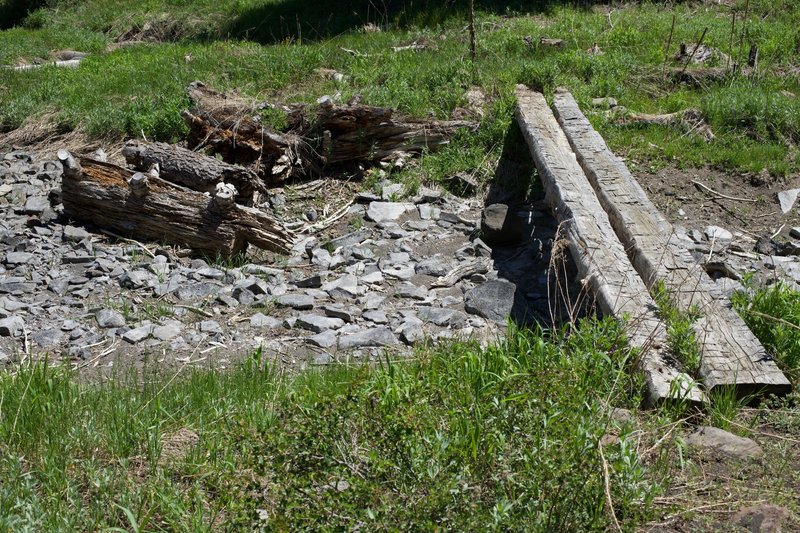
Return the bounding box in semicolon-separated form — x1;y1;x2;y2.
232;287;256;305
276;294;314;310
63;225;91;242
381;182;405;200
415;257;451;277
777;188;800;214
363;310;388;324
323;274;359;299
705;225;733;242
250;312;282;328
465;279;517;322
685;426;763;461
22;195;50;215
327;230;369;250
361;271;384;284
366;202;414;222
32;328;65;348
308;330;337;348
418;307;467;327
176;282;220;301
295;274;322;289
96;308;126;328
0;277;36;294
730;504;790;533
234;277;269;295
398;319;425;345
0;316;25;337
122;325;153;343
152;321;183;341
199;320;223;334
396;282;428;300
338;327;398;350
4;252;33;266
481;203;527;246
324;305;358;322
296;314;345;333
119;270;155;290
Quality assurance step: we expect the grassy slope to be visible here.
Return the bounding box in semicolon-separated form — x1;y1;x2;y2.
0;0;798;178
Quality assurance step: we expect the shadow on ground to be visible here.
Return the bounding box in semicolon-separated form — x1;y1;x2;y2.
481;120;593;328
227;0;607;44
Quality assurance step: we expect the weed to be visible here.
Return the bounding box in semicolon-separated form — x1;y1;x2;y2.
651;280;702;375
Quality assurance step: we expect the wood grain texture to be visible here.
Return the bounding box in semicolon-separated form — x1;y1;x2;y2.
122;140;265;204
551;89;790;397
515;86;705;406
59;152;292;257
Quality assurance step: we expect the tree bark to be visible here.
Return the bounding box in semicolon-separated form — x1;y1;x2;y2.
58;150;292;257
122;140;265;204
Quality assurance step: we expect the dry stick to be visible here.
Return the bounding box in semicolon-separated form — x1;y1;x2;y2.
678;27;709;81
99;228;157;258
745;309;800;332
691;180;756;203
598;442;622;533
727;9;737;71
664;14;677;66
771;223;785;240
469;0;476;61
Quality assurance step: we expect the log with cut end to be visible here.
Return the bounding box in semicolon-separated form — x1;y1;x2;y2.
515;85;705;406
551;89;791;398
122;140;266;204
58;150;293;257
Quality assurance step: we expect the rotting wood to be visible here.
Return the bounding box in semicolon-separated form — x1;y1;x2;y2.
58;150;293;257
8;59;83;71
122;140;266;204
431;258;491;288
552;89;791;398
183;81;476;183
514;85;705;406
615;108;715;142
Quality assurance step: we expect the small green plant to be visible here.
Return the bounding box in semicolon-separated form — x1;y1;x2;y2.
651;280;702;375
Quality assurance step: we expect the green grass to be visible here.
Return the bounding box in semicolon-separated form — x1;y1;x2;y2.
651;280;703;376
0;319;659;530
1;0;799;178
732;281;800;384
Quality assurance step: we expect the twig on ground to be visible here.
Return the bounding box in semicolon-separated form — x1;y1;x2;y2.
599;441;622;532
99;228;157;258
691;180;756;203
172;304;213;318
771;224;785;240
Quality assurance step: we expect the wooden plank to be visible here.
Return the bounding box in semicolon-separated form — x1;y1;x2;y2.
514;86;705;406
551;89;791;397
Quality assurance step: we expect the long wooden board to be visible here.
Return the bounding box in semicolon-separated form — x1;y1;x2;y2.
551;89;790;397
514;86;705;405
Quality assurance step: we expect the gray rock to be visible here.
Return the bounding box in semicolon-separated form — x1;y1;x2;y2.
465;279;517;322
327;230;369;250
308;330;337;348
199;320;223;334
324;305;358;322
295;274;322;288
415;257;451;277
176;282;220;301
418;204;441;220
0;316;25;337
360;271;384;284
418;307;467;327
312;248;332;268
63;225;91;242
730;504;790;533
362;310;388;324
777;188;800;214
323;274;359;299
0;277;36;294
396;282;428;300
481;203;527;246
366;202;413;222
22;195;50;215
276;294;314;310
296;314;345;333
705;225;733;242
338;327;399;350
152;321;183;341
31;328;64;348
232;287;256;305
234;277;269;295
4;252;33;266
195;267;225;280
381;182;405;200
96;308;126;328
119;270;155;289
685;426;763;461
398;320;425;345
122;325;153;343
250;312;282;328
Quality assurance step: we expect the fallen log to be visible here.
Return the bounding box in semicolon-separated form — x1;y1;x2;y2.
122;140;265;204
615;108;714;142
515;85;705;406
552;89;790;398
58;150;293;257
183;81;476;182
8;59;83;71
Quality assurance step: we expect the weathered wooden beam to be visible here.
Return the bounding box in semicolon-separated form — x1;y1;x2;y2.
122;140;266;204
514;86;705;406
551;89;791;398
58;151;293;257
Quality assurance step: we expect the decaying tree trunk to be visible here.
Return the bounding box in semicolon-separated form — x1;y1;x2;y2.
58;150;293;257
182;81;477;184
122;140;265;204
615;108;715;142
